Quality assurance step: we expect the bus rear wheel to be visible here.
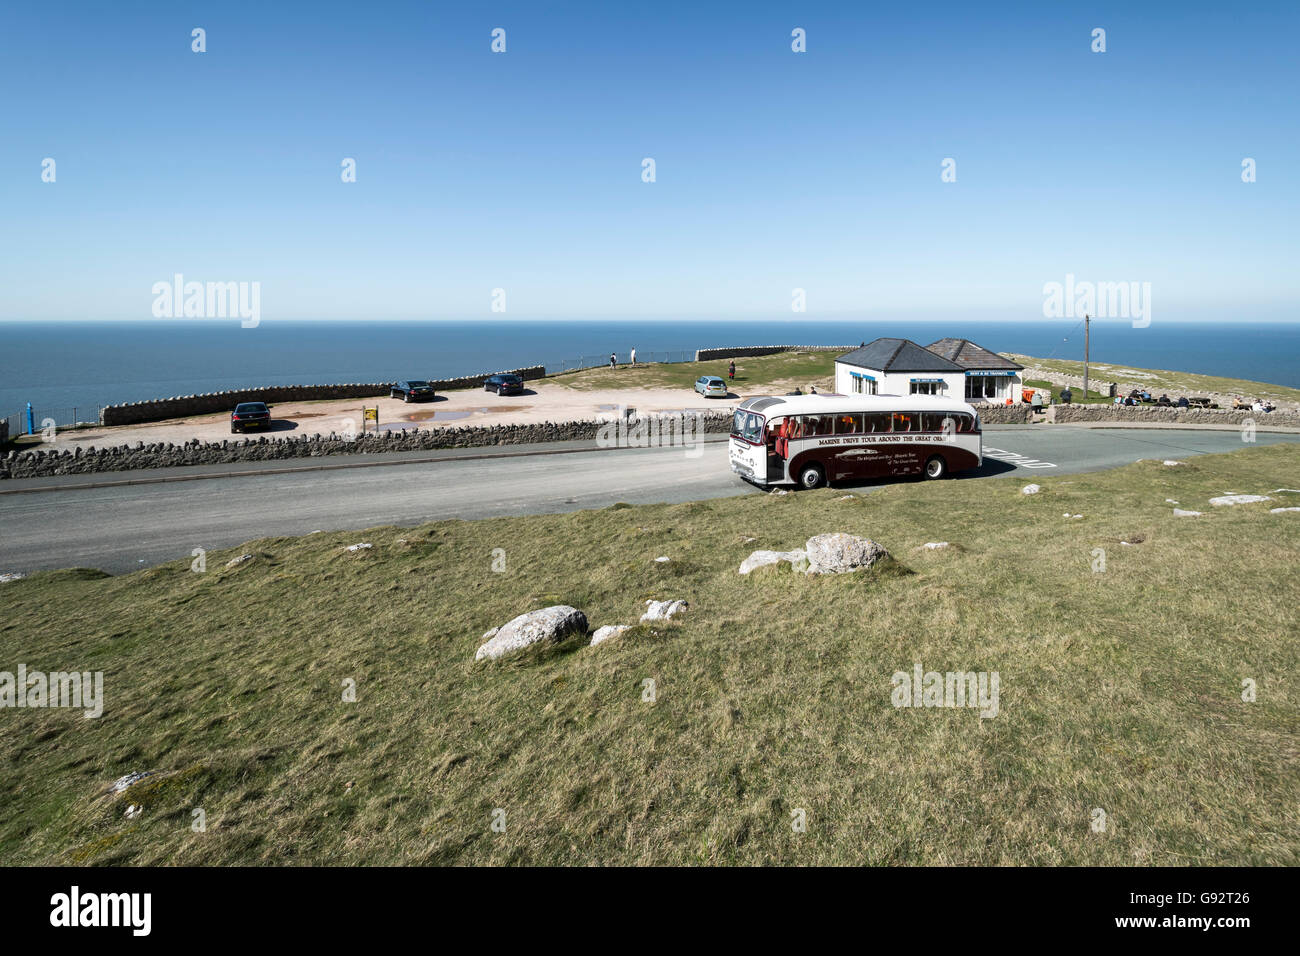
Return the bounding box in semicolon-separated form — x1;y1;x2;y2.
798;464;825;490
924;455;947;480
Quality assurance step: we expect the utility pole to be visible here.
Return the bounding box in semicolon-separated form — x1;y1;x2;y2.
1082;314;1090;399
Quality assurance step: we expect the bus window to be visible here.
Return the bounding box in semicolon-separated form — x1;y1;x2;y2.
743;413;763;443
806;415;836;436
835;412;863;435
922;412;950;432
892;412;915;432
864;413;891;433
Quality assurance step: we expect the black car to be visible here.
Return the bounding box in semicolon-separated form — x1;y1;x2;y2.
231;402;271;433
391;380;436;402
484;374;525;396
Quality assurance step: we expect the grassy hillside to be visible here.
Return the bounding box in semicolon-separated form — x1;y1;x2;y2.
1009;354;1300;405
549;349;838;393
2;446;1297;865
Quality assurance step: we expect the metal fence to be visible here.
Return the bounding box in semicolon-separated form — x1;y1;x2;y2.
2;405;102;437
551;350;695;373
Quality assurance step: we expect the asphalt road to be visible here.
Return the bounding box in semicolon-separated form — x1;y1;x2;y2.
2;427;1296;575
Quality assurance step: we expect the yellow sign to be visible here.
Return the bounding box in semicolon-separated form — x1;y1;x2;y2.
363;407;378;421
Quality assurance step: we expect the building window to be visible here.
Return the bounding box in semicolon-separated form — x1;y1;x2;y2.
850;374;878;395
910;381;940;395
966;376;1004;401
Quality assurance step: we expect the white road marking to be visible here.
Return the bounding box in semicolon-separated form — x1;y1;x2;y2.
983;447;1058;469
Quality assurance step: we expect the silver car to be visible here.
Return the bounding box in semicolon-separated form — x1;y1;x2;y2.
694;375;729;398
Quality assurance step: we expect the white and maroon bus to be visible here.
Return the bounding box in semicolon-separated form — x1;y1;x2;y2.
729;393;982;489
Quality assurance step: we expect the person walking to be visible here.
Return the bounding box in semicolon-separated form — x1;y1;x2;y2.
728;360;736;381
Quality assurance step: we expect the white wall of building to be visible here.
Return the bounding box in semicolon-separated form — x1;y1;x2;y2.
836;363;1024;404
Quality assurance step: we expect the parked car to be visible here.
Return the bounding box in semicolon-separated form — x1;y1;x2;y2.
231;402;271;433
694;375;729;398
484;373;525;396
391;380;436;402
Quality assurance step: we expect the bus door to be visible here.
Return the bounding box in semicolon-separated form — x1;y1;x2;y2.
767;417;789;480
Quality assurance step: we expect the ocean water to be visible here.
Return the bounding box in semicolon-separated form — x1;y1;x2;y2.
1;319;1297;420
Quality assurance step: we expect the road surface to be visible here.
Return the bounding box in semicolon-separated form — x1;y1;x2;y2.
1;427;1295;574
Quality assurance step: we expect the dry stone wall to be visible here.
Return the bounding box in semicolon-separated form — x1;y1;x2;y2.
98;366;547;427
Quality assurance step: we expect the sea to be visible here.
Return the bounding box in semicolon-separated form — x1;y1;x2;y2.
1;319;1297;423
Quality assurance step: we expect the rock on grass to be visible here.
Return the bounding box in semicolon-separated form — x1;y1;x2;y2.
475;605;588;661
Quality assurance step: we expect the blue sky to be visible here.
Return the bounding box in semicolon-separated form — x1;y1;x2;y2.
2;0;1296;321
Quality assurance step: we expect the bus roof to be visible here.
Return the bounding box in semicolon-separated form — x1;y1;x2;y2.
736;393;979;417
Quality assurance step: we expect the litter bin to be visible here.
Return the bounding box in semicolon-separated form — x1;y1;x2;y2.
1108;383;1117;398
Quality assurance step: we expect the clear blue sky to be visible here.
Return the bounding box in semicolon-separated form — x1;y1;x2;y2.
2;0;1296;321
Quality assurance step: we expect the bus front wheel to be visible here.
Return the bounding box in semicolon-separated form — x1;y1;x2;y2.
798;464;825;490
924;455;947;480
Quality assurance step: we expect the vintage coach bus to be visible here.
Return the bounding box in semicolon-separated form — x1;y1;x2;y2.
729;394;983;489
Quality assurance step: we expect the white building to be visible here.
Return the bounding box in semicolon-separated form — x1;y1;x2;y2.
834;337;1024;405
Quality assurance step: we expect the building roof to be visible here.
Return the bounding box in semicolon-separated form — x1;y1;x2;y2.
925;338;1024;371
836;337;963;373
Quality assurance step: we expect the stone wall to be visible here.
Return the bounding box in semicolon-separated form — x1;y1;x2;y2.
972;404;1035;424
2;412;735;480
1050;405;1300;428
98;366;547;427
694;345;854;361
1015;360;1300;415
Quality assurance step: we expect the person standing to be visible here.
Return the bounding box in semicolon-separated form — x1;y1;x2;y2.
728;360;736;381
609;352;616;369
630;347;637;365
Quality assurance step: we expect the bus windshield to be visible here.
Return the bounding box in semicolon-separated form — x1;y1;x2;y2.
731;410;765;443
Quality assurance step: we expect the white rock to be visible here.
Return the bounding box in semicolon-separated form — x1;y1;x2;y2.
124;805;143;819
738;549;807;575
1271;489;1300;494
1166;499;1179;504
804;533;889;575
225;553;254;568
1209;495;1273;507
0;572;25;584
1022;484;1041;495
837;494;855;500
1270;507;1300;514
1062;513;1083;519
641;599;688;622
653;556;671;563
112;770;159;792
922;542;950;550
1163;460;1184;466
346;543;372;551
1172;509;1203;517
590;624;632;646
768;489;789;496
474;605;589;660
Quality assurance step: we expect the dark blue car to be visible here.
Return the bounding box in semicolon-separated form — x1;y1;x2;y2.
391;380;436;402
484;374;525;396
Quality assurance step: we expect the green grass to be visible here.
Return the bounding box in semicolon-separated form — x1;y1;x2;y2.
1023;379;1112;404
2;446;1298;865
548;350;838;392
1010;354;1300;405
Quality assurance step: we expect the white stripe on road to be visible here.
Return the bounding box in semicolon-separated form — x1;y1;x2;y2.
983;447;1058;469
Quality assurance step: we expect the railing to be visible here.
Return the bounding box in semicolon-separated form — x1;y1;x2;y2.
552;350;695;372
2;405;102;437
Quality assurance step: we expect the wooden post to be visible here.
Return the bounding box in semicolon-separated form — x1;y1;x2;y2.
1083;314;1090;399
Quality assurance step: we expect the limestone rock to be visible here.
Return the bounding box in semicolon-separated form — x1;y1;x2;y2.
474;605;588;660
803;533;889;575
